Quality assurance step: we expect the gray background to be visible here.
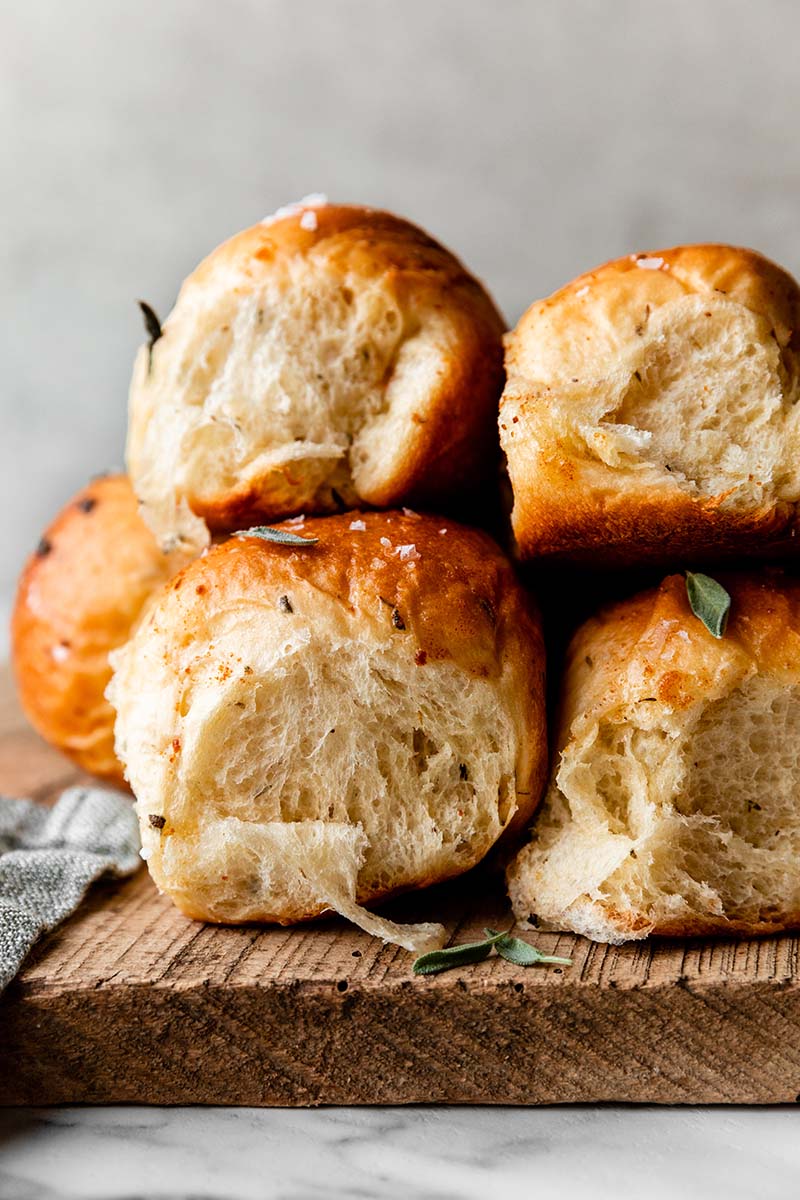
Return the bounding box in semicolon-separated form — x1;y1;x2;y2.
2;0;798;649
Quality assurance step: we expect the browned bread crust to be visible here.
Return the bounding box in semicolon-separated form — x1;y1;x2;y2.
501;244;800;565
11;475;173;784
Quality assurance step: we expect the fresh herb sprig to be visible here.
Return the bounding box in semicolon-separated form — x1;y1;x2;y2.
233;525;319;546
685;571;731;638
413;929;507;975
486;928;572;967
138;300;163;371
413;927;572;976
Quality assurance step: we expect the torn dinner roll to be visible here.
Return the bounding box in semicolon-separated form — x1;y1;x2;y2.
108;510;547;952
501;244;800;565
12;474;173;785
507;571;800;942
127;200;505;554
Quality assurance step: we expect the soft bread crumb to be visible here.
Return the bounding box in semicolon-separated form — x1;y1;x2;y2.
510;678;800;941
153;818;444;952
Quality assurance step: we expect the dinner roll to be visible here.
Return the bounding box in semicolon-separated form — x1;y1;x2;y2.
501;244;800;564
128;200;505;554
507;572;800;943
109;511;547;952
12;475;173;785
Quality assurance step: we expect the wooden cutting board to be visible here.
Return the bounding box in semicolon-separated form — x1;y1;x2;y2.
1;669;800;1106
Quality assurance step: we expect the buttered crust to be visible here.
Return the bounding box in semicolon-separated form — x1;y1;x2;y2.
128;202;505;551
507;572;800;941
12;475;173;784
501;244;800;565
109;511;547;931
555;572;800;749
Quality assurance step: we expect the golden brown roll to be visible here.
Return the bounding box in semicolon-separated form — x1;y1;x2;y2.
501;244;800;565
109;510;547;951
12;475;174;784
127;200;505;554
507;571;800;942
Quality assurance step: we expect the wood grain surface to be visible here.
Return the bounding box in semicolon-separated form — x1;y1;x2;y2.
1;670;799;1106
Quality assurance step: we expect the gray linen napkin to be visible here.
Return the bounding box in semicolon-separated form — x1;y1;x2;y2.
0;785;141;991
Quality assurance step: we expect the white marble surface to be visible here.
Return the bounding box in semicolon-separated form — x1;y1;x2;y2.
0;1105;798;1200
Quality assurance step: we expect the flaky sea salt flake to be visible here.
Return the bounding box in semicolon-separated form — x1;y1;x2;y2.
634;256;666;270
261;193;328;225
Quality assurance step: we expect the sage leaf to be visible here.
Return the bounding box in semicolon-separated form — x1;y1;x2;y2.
233;525;319;546
138;300;163;372
685;571;730;638
485;929;572;968
412;930;507;976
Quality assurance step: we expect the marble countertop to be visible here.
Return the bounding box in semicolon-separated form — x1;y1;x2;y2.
1;1105;798;1200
